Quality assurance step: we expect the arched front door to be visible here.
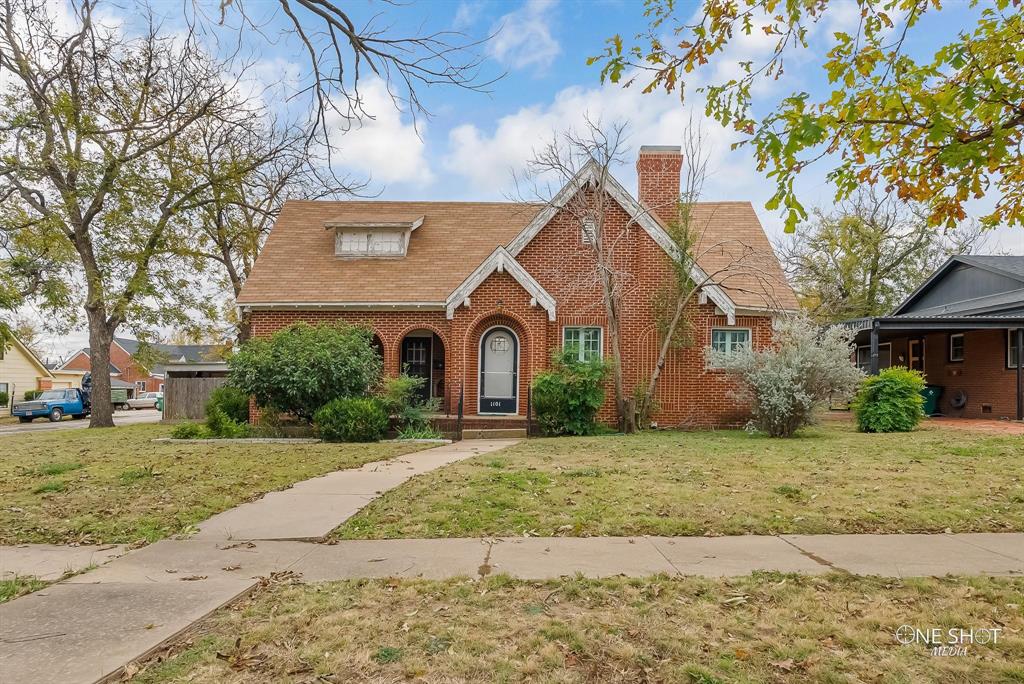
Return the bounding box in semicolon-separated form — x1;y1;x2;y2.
479;326;518;414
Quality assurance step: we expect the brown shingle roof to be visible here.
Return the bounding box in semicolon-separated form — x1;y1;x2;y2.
687;202;799;311
237;198;796;311
236;201;543;305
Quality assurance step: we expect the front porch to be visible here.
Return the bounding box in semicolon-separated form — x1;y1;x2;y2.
848;316;1024;421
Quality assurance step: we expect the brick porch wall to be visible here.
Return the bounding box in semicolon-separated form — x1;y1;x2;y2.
884;330;1020;419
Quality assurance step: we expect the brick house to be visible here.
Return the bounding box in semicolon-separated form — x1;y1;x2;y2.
236;146;798;428
56;338;223;397
848;255;1024;420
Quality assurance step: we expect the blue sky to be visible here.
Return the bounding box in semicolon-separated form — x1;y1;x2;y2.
27;0;1023;358
272;0;1017;247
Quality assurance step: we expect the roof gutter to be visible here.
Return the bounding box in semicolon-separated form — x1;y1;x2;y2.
238;301;447;313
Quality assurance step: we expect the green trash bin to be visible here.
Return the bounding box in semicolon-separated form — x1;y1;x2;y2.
920;385;942;416
156;396;164;413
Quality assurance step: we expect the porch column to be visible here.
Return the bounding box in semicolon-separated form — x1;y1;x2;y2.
869;319;880;376
1016;328;1023;421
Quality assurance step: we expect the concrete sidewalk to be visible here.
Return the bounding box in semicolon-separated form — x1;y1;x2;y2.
3;533;1022;683
0;439;517;684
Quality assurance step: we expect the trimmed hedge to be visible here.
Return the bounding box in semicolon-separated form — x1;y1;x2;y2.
314;397;389;442
853;366;926;433
206;385;250;424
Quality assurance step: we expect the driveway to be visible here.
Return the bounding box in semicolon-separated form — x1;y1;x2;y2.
0;408;162;436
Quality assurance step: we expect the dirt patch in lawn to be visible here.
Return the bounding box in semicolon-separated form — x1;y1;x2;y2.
335;422;1024;539
0;423;430;545
133;572;1024;683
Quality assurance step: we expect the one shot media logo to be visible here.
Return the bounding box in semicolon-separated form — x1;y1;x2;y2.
894;625;1002;657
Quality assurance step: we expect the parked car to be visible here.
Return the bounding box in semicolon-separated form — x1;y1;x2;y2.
12;388;89;423
127;392;163;410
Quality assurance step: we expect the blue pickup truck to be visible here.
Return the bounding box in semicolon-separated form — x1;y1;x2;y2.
12;388;90;423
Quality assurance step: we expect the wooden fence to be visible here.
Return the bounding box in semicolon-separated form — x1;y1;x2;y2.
163;375;226;421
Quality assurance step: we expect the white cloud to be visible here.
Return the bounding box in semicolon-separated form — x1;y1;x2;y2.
453;1;484;30
442;80;754;202
327;78;434;187
487;0;561;72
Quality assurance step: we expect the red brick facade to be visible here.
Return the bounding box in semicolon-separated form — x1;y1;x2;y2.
875;330;1020;419
59;344;165;394
249;189;781;428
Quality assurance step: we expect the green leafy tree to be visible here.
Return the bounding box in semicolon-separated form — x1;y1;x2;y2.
228;323;382;423
0;0;292;426
778;188;990;323
592;0;1024;231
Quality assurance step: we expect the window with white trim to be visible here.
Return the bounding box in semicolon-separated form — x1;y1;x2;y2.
563;326;602;361
336;230;405;257
711;328;751;359
949;333;964;362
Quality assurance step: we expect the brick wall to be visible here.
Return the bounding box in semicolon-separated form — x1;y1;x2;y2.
248;190;778;428
885;330;1021;419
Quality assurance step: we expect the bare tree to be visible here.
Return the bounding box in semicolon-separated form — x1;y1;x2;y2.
185;119;358;343
202;0;499;141
519;118;784;431
777;188;993;324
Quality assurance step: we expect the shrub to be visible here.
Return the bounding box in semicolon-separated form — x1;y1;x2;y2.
711;314;863;437
531;349;609;436
205;405;251;438
396;424;444;440
206;385;250;424
0;391;8;408
170;422;209;439
23;390;41;401
852;366;926;433
228;323;382;422
378;374;437;433
314;397;388;442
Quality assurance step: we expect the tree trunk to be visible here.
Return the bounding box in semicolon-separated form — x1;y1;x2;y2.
641;287;695;425
601;272;630;433
86;310;116;428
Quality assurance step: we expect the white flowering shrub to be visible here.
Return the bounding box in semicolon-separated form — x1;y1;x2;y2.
710;315;864;437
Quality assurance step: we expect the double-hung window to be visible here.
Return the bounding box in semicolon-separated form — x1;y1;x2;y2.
710;328;751;360
563;327;602;362
949;333;965;362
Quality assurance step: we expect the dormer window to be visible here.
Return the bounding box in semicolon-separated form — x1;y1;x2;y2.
326;214;424;259
337;230;404;256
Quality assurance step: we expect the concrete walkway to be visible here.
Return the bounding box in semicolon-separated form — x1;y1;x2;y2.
192;439;517;540
0;439;516;684
1;544;127;581
2;429;1022;684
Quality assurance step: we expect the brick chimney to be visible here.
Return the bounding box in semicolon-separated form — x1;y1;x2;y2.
636;145;682;225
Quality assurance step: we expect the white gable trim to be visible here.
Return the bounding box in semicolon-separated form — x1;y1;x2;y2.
446;247;557;321
503;160;737;325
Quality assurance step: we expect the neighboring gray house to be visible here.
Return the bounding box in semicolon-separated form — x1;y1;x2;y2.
846;255;1024;420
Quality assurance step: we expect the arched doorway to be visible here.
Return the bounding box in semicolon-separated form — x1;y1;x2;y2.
399;329;445;403
479;326;518;414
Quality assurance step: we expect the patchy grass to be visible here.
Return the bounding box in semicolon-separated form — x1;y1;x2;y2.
0;423;430;545
337;422;1024;539
134;573;1024;683
0;575;48;604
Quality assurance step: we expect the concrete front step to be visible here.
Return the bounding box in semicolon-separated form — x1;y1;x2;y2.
462;428;528;439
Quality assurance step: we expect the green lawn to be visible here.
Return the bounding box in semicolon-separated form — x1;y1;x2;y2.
134;573;1024;683
0;576;49;604
0;424;429;545
336;422;1024;539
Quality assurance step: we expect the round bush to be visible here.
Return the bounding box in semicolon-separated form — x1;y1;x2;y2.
852;366;926;433
206;384;250;424
170;422;209;439
314;397;389;442
228;323;382;422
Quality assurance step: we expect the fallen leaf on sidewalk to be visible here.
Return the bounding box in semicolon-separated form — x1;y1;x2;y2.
222;564;241;571
180;575;208;581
